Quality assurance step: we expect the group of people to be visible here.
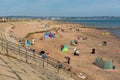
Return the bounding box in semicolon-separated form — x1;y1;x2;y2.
77;36;87;40
25;40;107;66
18;38;35;46
63;45;105;64
28;48;49;60
39;50;50;60
64;48;79;65
91;41;107;54
29;41;107;65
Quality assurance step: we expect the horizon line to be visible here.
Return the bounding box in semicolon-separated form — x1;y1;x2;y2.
0;15;120;17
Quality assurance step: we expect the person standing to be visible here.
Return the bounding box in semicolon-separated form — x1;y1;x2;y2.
65;56;71;64
31;38;35;45
67;56;71;64
32;49;36;60
91;48;95;54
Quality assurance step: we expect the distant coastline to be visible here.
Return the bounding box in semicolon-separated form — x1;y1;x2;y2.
0;16;120;38
1;16;120;20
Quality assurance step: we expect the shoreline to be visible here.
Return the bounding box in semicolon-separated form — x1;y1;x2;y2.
55;20;120;38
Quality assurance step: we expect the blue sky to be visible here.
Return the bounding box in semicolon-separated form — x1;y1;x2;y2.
0;0;120;16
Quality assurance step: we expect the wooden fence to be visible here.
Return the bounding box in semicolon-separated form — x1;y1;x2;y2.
0;37;81;80
0;26;81;80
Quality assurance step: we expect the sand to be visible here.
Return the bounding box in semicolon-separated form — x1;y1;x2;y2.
1;20;120;80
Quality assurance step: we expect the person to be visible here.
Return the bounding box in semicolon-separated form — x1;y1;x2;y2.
91;48;95;54
76;28;79;32
39;50;45;55
39;50;45;58
102;41;107;46
53;32;56;35
18;39;22;44
61;28;64;32
73;40;78;44
42;53;47;60
67;56;71;64
74;48;77;52
65;56;71;64
58;62;63;69
74;48;79;56
32;49;36;54
31;38;35;45
32;49;36;60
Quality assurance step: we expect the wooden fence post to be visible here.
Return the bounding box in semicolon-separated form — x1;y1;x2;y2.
18;45;21;60
0;31;2;38
47;57;48;66
18;45;20;55
33;52;35;61
2;38;3;50
26;49;28;63
6;41;9;56
57;62;59;73
70;68;73;78
42;59;44;68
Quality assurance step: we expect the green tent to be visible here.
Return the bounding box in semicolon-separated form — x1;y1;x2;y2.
62;45;68;52
94;57;114;69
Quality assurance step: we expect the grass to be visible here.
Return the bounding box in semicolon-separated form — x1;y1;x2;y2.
25;27;57;38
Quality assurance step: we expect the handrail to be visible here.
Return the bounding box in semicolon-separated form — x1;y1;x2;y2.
0;37;79;78
0;37;71;67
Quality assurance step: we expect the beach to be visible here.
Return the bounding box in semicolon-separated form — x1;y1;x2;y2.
1;20;120;80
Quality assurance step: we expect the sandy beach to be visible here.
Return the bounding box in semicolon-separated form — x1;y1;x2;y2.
1;20;120;80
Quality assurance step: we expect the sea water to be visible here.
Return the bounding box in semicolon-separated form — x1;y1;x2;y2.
59;20;120;38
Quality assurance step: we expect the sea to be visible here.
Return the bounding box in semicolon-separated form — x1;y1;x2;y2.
58;20;120;38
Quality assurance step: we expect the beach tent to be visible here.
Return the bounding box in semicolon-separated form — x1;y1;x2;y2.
94;57;115;69
49;33;52;37
104;60;113;69
45;32;50;35
44;34;49;39
44;32;50;39
44;32;55;39
51;34;55;38
25;40;31;46
61;45;68;52
49;33;55;38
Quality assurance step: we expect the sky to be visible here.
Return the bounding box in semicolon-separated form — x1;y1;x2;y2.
0;0;120;17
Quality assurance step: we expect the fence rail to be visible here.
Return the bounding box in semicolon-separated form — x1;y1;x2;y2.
0;26;81;80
